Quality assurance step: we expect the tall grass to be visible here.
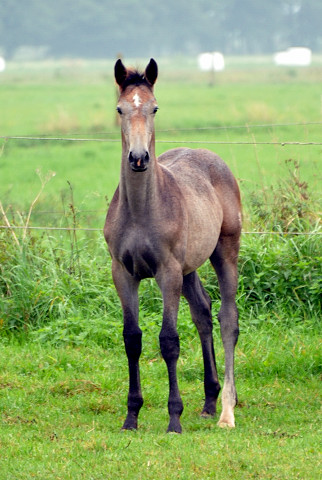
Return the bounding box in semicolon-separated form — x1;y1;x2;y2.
1;228;320;344
1;160;320;345
1;62;321;344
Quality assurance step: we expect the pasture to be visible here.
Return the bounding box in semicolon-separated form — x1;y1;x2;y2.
0;58;321;478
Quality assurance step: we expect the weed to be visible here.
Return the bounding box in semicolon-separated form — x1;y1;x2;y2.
247;159;320;232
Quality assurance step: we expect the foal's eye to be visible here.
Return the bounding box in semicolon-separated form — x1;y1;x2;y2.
153;106;159;114
116;107;122;115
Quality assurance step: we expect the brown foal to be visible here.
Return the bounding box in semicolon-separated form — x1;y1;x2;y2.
104;58;242;433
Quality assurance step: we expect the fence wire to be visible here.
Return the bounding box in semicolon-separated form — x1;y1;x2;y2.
1;121;321;237
1;135;321;146
1;121;322;146
0;225;320;236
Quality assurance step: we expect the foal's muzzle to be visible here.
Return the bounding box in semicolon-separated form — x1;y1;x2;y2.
128;151;150;172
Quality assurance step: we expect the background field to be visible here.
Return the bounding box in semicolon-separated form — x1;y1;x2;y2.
0;57;321;479
1;57;321;218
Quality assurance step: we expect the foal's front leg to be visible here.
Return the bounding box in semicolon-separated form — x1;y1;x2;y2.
112;261;142;430
156;263;184;433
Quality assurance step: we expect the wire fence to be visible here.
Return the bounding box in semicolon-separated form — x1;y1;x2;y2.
1;137;321;147
0;222;321;237
1;121;321;237
1;221;321;237
1;121;322;145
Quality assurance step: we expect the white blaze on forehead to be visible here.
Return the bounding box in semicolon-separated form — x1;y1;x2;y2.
133;93;141;108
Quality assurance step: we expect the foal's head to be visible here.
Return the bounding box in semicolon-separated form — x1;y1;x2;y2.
115;58;158;172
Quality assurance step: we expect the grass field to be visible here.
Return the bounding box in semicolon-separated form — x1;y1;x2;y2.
0;332;320;479
0;57;321;479
1;57;321;216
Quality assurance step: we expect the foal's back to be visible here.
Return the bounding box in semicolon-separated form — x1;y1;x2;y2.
159;147;241;232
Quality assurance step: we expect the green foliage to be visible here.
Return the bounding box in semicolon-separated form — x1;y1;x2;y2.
247;159;319;233
238;233;321;318
1;209;320;344
0;231;121;343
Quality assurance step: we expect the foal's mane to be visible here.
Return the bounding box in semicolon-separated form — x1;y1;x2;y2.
121;69;153;90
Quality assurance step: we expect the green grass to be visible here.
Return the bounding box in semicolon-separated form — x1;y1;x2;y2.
0;223;320;479
0;230;320;336
1;60;321;217
0;58;321;478
0;326;320;480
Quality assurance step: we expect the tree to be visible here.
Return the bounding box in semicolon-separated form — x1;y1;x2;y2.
0;0;321;59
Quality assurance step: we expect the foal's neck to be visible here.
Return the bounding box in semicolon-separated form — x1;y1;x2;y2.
119;155;161;220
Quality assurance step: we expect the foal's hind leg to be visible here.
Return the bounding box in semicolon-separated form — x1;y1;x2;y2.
182;272;221;417
210;234;240;428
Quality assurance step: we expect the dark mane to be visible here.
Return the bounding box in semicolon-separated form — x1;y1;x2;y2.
122;69;152;89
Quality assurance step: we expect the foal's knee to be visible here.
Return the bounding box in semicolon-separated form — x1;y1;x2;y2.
123;330;142;359
218;304;239;345
218;301;238;323
159;333;180;362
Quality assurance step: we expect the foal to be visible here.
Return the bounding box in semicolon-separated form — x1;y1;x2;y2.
104;58;242;433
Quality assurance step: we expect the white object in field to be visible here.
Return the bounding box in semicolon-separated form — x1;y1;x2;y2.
198;52;225;72
274;47;312;66
0;57;6;72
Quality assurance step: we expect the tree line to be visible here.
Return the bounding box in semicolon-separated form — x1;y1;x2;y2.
0;0;321;59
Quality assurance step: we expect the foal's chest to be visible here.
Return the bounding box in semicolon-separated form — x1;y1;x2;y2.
121;247;158;279
115;229;160;279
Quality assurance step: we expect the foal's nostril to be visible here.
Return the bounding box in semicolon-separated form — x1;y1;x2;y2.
128;150;149;169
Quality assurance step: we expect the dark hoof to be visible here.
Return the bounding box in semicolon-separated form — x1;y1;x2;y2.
201;399;217;417
122;415;138;431
200;410;215;418
121;426;137;432
167;417;182;434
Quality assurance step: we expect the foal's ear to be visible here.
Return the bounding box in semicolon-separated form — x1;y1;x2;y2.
115;59;127;88
145;58;158;87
